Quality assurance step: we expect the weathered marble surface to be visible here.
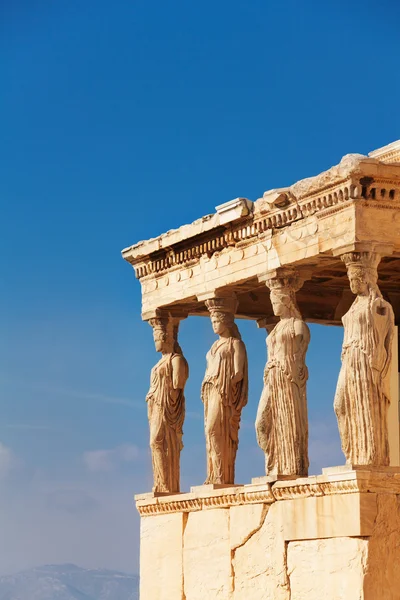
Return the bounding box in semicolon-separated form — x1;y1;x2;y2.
184;508;231;600
140;512;185;600
364;493;400;600
287;537;368;600
232;502;289;600
137;469;400;599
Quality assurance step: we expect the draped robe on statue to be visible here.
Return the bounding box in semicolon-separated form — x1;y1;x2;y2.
146;353;188;493
334;295;394;465
201;337;248;484
256;318;310;477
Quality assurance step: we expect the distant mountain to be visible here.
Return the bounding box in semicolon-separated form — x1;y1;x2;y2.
0;564;139;600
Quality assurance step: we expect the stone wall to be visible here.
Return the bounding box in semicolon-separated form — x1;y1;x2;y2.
137;468;400;600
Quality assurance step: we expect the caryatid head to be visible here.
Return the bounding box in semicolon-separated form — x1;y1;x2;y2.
149;317;174;354
341;252;381;297
205;296;241;339
266;272;302;320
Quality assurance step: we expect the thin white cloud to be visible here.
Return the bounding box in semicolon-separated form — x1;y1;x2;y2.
0;374;143;409
83;444;140;473
5;424;55;431
0;442;18;479
60;389;143;409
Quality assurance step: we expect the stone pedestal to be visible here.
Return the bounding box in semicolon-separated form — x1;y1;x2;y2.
136;467;400;600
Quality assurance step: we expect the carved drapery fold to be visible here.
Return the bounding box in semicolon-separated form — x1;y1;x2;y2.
146;314;188;493
256;268;310;478
201;294;248;485
334;251;395;466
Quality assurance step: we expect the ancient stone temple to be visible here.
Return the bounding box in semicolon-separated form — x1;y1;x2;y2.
122;139;400;600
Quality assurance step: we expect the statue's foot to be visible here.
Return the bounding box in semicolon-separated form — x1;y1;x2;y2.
153;484;169;493
204;477;223;485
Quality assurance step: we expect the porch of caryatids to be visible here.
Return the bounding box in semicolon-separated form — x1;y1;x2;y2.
334;249;395;466
146;311;189;493
256;268;311;479
198;291;249;485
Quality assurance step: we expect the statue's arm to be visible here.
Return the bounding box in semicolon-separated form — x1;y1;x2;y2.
171;355;188;394
145;369;154;403
382;308;395;382
232;340;246;384
293;320;309;353
370;300;394;383
293;320;309;383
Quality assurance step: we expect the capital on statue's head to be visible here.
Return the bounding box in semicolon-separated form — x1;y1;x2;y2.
205;295;238;315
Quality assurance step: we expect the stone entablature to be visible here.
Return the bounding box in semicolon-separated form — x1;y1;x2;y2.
135;466;400;517
122;151;400;323
123;155;400;281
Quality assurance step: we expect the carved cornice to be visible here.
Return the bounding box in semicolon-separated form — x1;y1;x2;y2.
319;480;362;495
135;469;400;516
243;489;276;504
272;482;324;501
369;140;400;164
125;173;400;281
136;486;275;516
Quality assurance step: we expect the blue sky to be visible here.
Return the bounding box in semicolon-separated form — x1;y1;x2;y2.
1;0;399;576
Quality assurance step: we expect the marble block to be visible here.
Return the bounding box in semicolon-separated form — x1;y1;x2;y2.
136;469;400;599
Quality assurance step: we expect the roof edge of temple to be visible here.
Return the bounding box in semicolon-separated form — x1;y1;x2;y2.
369;139;400;163
122;142;400;265
121;212;219;263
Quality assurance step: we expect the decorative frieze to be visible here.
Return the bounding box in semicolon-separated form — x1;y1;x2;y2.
272;482;324;501
135;468;400;516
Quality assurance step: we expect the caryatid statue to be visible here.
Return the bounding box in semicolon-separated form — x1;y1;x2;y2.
201;295;248;485
334;251;394;466
146;315;189;493
256;270;310;478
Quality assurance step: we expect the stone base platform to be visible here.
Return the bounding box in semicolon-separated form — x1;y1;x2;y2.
135;466;400;600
